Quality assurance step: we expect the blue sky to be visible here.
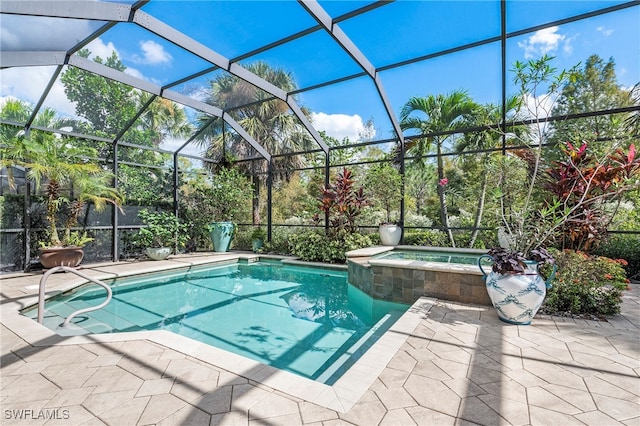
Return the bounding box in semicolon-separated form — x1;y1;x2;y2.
1;1;638;146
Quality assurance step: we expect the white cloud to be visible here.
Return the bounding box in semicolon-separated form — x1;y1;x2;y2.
310;112;372;142
124;67;145;80
518;26;567;59
86;39;161;85
596;26;614;37
85;38;119;61
0;67;78;118
132;40;173;65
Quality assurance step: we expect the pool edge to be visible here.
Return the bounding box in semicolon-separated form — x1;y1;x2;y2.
2;253;430;413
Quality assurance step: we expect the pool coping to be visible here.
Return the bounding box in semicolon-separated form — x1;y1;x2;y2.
1;252;430;413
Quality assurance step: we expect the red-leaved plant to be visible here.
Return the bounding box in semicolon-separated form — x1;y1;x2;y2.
543;142;640;250
314;168;368;236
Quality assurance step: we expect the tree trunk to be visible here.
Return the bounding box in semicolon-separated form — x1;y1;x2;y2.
252;175;261;225
468;169;488;248
436;143;456;248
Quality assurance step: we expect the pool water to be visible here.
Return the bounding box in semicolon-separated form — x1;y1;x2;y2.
376;250;482;265
25;261;408;384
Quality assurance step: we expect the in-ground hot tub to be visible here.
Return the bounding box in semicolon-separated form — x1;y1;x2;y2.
347;246;492;306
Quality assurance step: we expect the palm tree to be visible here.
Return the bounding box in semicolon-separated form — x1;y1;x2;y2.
137;92;193;147
454;95;524;247
194;61;315;224
400;90;478;247
1;99;122;247
1;99;76;188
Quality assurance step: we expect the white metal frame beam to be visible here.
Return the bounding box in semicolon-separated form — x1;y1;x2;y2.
297;0;405;146
0;0;327;155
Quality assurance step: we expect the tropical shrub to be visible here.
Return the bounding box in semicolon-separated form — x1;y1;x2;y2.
231;227;253;251
593;234;640;280
541;249;630;317
316;167;367;235
259;226;305;255
543;142;640;251
133;209;189;251
289;231;374;263
403;230;449;247
179;168;252;251
364;162;402;224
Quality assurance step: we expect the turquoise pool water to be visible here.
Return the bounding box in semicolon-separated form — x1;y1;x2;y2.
25;261;408;384
376;250;483;265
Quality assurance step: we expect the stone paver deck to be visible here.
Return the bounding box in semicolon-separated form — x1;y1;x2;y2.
1;253;638;425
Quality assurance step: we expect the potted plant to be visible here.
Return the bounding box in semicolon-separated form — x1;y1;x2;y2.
364;162;403;245
134;209;188;260
1;130;123;268
477;56;639;324
478;247;556;325
250;226;266;252
204;167;253;252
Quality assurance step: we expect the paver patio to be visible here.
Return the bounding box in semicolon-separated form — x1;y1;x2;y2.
1;253;638;425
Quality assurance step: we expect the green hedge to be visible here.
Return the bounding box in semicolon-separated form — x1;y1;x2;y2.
542;249;630;317
288;231;374;263
593;233;640;281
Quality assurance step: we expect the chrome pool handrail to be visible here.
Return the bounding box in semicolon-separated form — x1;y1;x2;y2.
37;266;113;328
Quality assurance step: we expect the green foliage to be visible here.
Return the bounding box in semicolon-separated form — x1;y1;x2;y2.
403;230;449;247
550;54;633;150
232;227;253;251
289;230;374;264
271;174;317;223
542;249;629;317
1;122;123;248
207;167;253;221
260;233;292;255
364;162;403;223
400;89;479;248
593;234;640;280
250;226;266;240
55;231;94;248
179;167;252;251
194;61;314;223
404;163;435;217
133;209;189;250
60;49;137;137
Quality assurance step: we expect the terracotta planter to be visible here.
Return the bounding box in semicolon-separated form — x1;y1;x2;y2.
38;247;84;269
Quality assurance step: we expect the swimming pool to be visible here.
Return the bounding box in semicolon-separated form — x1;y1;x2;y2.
24;260;408;384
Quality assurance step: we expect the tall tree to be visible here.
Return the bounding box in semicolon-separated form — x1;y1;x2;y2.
454;95;524;247
194;61;315;224
61;50;195;204
61;49;137;137
136;92;193;147
550;55;633;154
399;90;478;247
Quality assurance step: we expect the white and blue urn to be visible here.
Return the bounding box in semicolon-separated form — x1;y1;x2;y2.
478;255;556;325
